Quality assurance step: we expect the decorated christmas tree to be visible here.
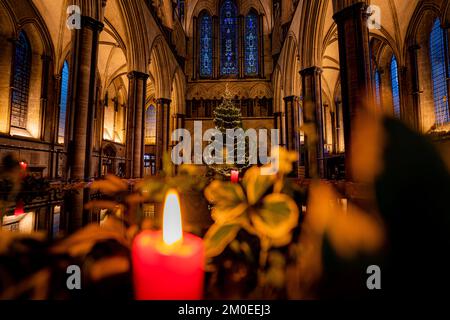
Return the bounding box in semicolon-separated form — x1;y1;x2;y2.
213;84;242;132
210;84;249;177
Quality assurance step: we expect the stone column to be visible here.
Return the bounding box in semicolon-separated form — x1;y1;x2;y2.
126;71;149;178
284;96;301;176
40;55;51;141
333;1;373;180
273;112;285;148
66;15;103;232
408;44;421;131
258;13;265;78
156;98;172;171
212;15;219;79
68;16;103;180
192;16;198;80
300;66;325;178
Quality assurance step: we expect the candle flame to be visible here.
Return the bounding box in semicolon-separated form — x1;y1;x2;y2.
162;189;183;246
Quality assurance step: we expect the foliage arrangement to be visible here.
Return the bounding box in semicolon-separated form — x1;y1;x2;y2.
203;147;302;298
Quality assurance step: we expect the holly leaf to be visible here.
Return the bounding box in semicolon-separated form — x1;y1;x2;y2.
203;222;241;258
250;193;299;245
242;167;276;205
204;180;246;206
205;180;248;223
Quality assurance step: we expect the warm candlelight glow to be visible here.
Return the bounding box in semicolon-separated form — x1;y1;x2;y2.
231;170;239;183
162;189;183;246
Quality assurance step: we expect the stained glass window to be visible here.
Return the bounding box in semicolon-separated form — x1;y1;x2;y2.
245;12;258;76
200;13;213;77
145;105;156;145
11;31;31;129
375;69;381;108
58;61;69;144
430;19;450;125
390;56;401;118
220;0;238;76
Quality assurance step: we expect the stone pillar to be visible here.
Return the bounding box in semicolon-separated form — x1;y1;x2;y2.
67;15;103;232
212;15;219;79
284;96;301;176
408;44;421;131
258;13;265;78
333;1;373;180
68;16;103;180
126;71;149;178
40;55;51;141
300;66;325;178
273;112;285;148
156;98;172;171
192;16;198;80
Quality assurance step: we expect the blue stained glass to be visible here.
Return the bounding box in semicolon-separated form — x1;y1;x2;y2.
390;56;401;118
375;69;381;107
220;0;238;76
11;31;31;129
200;13;213;77
58;61;69;144
430;19;450;125
245;12;258;75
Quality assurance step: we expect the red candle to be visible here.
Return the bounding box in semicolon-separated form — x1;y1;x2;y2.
19;161;28;171
14;200;25;216
231;170;239;183
132;189;204;300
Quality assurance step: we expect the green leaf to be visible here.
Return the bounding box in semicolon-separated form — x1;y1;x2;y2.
204;223;241;258
242;167;276;205
205;181;248;222
250;194;299;245
204;180;246;206
210;203;248;224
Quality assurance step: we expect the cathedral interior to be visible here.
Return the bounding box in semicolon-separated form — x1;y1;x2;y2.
1;0;450;300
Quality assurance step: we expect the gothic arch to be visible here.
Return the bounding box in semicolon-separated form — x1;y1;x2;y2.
405;2;443;131
149;36;173;99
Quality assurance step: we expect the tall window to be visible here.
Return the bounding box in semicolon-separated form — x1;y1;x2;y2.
374;69;382;108
199;13;213;77
220;0;238;76
58;61;69;144
145;105;156;145
430;19;450;125
390;56;401;118
11;31;32;129
245;11;259;76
